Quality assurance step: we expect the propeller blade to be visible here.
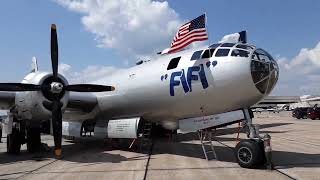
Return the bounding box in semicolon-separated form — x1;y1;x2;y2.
51;24;59;81
0;83;41;91
64;84;115;92
51;96;62;157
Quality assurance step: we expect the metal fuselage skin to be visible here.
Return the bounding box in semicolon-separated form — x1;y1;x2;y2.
93;44;277;129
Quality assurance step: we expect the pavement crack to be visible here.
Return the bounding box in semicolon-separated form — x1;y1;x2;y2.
143;139;154;180
15;158;60;180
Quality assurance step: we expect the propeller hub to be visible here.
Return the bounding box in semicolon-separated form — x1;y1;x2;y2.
50;82;64;94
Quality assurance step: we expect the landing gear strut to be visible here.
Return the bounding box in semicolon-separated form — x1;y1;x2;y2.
26;126;41;153
6;118;42;154
234;109;267;169
7;127;21;154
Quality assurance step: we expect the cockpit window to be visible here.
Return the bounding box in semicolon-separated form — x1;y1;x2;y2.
250;48;279;94
209;48;215;57
231;49;250;57
251;52;259;61
201;48;215;59
251;61;269;83
254;49;275;63
202;49;210;59
190;50;203;60
221;43;235;47
215;49;230;57
167;57;181;70
209;43;221;48
236;44;254;50
258;54;270;63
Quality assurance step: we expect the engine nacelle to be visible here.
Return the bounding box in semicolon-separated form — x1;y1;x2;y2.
15;72;69;121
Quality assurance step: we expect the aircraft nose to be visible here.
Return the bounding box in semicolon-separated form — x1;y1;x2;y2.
250;49;279;95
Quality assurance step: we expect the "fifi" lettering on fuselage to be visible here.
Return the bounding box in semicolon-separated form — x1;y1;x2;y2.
161;61;217;96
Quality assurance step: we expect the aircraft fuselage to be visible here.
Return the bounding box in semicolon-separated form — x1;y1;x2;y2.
93;43;278;129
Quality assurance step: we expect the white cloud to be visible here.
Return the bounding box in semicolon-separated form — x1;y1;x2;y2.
219;32;240;43
58;63;119;83
272;42;320;95
55;0;182;60
58;63;72;75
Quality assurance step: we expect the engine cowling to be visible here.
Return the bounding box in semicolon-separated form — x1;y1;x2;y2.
14;72;69;121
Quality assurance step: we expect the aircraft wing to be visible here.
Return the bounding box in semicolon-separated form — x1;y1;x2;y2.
0;91;98;118
0;92;15;109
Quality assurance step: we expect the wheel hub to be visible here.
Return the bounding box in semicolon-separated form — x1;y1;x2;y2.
50;82;63;94
238;147;253;164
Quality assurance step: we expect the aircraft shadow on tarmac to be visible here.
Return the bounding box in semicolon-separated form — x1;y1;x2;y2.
152;121;320;169
0;140;319;170
0;140;147;165
0;122;319;169
151;140;320;169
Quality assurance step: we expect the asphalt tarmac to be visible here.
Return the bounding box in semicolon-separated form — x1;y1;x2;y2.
0;111;319;180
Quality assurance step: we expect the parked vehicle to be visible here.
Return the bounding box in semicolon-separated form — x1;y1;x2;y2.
307;104;320;120
281;104;290;111
292;107;309;119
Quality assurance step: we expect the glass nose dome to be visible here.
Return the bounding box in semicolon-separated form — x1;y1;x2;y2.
250;49;279;94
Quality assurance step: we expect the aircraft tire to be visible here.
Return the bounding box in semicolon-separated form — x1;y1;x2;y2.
7;128;21;154
27;127;41;153
235;139;264;168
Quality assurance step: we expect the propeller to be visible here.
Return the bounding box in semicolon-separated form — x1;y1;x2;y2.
0;24;115;157
0;83;41;91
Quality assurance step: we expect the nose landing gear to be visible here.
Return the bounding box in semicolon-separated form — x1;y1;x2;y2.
235;139;264;168
234;109;273;169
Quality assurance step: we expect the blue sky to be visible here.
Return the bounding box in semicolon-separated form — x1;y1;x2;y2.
0;0;320;95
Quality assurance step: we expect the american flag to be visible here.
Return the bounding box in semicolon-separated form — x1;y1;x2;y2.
168;14;208;53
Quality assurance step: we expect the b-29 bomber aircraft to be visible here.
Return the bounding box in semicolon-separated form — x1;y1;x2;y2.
0;24;278;169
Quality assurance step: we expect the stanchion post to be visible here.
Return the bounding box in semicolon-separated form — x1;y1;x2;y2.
263;134;274;170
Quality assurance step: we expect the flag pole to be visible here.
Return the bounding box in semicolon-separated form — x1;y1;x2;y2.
205;12;210;47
